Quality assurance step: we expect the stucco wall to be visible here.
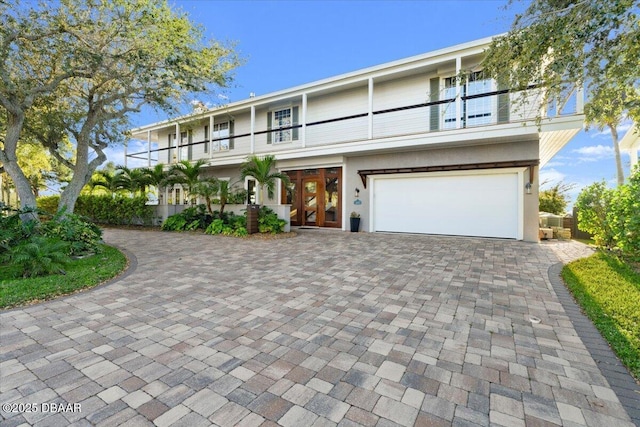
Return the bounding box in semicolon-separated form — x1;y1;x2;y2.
344;139;540;242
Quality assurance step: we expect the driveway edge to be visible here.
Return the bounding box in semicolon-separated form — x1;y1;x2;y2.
547;262;640;426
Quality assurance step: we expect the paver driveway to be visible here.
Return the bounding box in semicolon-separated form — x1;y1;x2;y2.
1;229;636;426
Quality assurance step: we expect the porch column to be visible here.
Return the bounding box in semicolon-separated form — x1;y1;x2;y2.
368;77;373;139
455;56;462;129
147;130;151;167
576;85;584;114
301;93;307;148
175;123;180;162
250;106;255;153
209;115;214;158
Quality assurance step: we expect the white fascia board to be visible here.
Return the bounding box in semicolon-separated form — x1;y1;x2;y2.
619;124;639;151
129;36;498;135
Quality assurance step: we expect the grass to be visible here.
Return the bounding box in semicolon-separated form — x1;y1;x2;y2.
562;251;640;380
0;244;127;309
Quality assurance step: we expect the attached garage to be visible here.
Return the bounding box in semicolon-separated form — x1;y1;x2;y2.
370;169;524;239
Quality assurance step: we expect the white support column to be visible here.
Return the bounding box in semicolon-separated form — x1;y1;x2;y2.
368;78;374;139
576;85;584;114
301;93;307;148
147;130;151;167
209;115;214;158
455;56;462;129
250;106;255;153
174;123;180;162
124;142;128;167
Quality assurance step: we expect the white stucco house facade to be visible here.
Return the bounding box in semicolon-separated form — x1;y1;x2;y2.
127;36;584;242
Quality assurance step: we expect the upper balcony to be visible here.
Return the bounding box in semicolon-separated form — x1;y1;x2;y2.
127;37;584;168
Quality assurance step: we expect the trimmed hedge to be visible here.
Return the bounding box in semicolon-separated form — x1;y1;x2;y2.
37;195;153;226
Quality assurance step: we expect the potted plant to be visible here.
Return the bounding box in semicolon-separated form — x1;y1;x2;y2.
350;211;360;232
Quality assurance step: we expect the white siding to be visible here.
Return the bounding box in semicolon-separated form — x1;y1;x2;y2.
305;86;368;146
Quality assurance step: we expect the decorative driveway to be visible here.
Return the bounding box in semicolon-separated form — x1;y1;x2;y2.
1;229;637;426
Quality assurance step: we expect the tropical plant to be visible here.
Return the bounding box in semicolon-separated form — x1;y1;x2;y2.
161;205;212;231
240;155;289;204
2;236;71;278
41;210;103;256
115;166;150;197
166;159;209;204
258;206;286;234
191;179;220;214
89;170;125;197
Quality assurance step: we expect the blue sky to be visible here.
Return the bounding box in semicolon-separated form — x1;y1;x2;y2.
112;0;636;210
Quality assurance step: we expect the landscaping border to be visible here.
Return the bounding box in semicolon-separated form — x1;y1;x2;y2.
548;262;640;425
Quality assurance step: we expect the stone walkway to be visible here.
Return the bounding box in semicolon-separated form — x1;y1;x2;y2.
1;229;637;426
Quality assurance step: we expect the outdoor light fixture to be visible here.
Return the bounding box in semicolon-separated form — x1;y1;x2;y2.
525;182;532;194
355;188;360;198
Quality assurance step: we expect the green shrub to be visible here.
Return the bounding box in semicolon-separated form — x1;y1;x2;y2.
205;219;225;235
161;205;212;232
36;195;60;215
575;181;615;248
41;210;103;256
0;207;39;255
576;167;640;260
2;236;71;278
610;167;640;260
258;206;286;234
37;194;153;225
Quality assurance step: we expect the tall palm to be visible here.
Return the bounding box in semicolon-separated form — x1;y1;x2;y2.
116;166;150;197
240;155;289;204
167;159;208;203
89;170;124;197
140;163;168;202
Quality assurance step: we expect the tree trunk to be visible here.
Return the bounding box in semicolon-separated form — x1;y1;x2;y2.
57;137;106;214
0;112;38;215
610;124;624;186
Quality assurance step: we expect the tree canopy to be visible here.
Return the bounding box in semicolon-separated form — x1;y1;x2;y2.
0;0;239;215
482;0;639;186
483;0;639;122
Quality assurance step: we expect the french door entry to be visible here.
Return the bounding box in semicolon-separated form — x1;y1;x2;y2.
283;167;342;228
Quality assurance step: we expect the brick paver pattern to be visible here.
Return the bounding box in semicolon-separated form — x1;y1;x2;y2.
1;229;635;426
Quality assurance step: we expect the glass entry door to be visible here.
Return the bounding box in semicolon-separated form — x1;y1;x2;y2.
283;168;342;228
302;179;319;226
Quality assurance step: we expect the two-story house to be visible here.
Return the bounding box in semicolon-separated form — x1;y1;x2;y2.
127;36;584;242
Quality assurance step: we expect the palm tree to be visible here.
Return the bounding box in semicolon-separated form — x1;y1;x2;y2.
166;159;208;204
89;170;124;197
240;155;289;204
191;179;219;214
115;166;150;197
140;163;168;203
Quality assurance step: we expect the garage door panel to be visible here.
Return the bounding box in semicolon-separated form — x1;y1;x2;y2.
373;173;519;239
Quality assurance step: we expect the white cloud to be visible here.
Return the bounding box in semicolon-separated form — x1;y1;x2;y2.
543;161;565;168
571;144;614;162
539;168;566;187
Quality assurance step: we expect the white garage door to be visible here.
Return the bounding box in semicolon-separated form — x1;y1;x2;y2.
372;171;520;239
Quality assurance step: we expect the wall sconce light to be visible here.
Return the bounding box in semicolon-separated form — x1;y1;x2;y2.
525;182;532;194
355;188;360;198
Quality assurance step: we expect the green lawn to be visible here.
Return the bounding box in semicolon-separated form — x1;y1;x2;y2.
562;252;640;380
0;244;127;309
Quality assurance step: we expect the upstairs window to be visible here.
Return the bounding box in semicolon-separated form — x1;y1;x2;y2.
442;71;494;129
211;121;234;151
267;106;299;144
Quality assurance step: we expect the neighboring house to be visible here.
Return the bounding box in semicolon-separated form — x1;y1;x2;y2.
128;36;584;242
619;124;639;169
